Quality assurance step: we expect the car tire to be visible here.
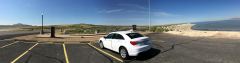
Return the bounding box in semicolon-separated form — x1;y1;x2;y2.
99;41;105;49
120;47;129;59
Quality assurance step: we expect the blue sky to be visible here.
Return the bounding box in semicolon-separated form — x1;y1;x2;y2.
0;0;240;25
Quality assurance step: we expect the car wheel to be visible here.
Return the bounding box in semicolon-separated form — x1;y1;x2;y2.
99;41;104;49
120;47;129;59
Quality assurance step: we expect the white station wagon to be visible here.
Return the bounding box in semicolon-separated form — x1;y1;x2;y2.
98;31;152;59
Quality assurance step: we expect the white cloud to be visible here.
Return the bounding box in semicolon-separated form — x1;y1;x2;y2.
118;4;147;10
152;12;177;17
106;9;124;13
100;9;124;14
99;3;148;14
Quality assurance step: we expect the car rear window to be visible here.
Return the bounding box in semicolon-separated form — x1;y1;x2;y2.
126;33;144;39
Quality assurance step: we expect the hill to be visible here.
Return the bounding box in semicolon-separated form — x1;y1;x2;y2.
0;23;32;29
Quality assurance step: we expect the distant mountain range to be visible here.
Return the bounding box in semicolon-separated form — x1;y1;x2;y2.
12;23;31;26
0;23;32;29
0;23;31;27
191;18;240;31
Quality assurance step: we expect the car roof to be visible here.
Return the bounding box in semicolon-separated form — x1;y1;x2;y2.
110;31;136;35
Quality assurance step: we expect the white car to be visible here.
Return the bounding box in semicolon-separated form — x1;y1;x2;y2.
98;31;152;59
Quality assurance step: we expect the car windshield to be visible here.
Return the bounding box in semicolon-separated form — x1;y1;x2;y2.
126;33;144;39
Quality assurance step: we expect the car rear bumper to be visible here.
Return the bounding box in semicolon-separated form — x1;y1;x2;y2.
128;45;151;56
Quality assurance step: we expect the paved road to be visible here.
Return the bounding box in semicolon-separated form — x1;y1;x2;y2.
0;31;39;40
0;41;113;63
66;44;112;63
1;33;240;63
142;33;240;63
92;33;240;63
0;42;34;63
16;44;66;63
0;39;15;47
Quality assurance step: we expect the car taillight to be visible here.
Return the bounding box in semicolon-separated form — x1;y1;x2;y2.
130;41;137;45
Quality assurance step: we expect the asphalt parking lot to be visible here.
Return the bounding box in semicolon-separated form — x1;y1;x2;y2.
0;40;161;63
90;33;240;63
1;33;240;63
0;41;34;63
0;41;115;63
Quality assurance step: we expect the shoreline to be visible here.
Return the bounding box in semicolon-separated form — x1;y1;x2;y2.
163;23;240;39
164;27;240;39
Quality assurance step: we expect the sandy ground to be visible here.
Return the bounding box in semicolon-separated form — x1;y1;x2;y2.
0;29;15;31
165;30;240;39
12;34;103;43
164;23;240;39
0;28;21;32
11;32;151;43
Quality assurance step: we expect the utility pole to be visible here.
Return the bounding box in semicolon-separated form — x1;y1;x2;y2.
41;12;44;34
148;0;151;32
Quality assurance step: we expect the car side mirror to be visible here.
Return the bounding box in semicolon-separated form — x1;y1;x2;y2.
103;36;107;38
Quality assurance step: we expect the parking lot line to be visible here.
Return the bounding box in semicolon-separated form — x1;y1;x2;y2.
63;44;70;63
11;43;39;63
0;41;19;48
88;43;124;63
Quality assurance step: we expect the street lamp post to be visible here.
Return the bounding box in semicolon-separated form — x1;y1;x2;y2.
41;12;44;34
148;0;151;32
